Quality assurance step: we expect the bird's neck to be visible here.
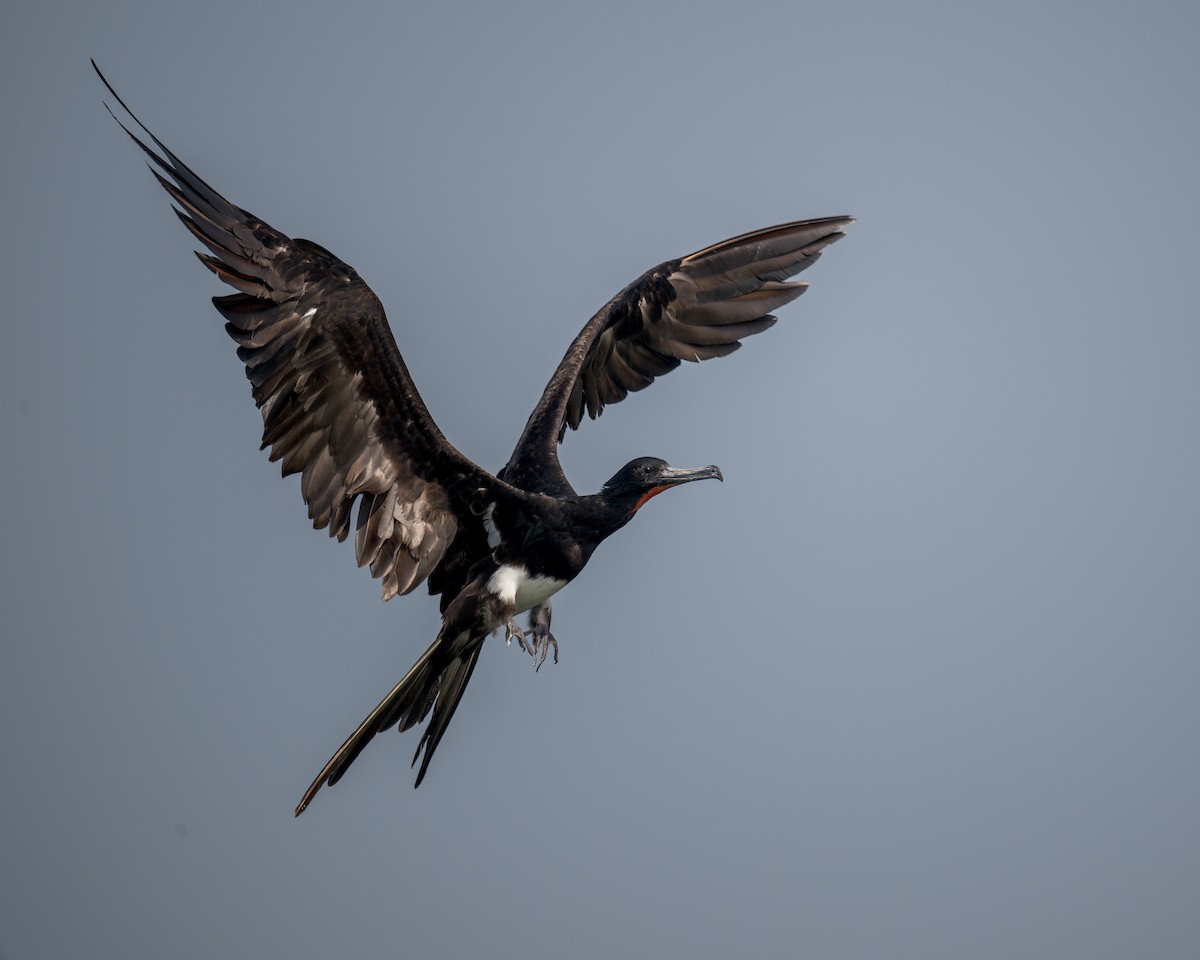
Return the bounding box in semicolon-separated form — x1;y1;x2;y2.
574;491;638;544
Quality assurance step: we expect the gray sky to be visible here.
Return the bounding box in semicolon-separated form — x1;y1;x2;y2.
3;1;1199;957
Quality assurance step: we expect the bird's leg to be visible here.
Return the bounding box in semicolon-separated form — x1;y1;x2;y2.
529;602;558;671
482;574;532;655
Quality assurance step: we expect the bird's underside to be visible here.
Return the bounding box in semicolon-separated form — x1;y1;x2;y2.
94;61;852;816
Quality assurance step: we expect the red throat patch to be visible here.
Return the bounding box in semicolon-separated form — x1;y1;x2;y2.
634;485;671;511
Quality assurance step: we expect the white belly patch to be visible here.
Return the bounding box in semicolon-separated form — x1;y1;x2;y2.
487;563;566;613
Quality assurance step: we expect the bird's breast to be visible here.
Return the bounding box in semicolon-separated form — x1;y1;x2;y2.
487;563;567;613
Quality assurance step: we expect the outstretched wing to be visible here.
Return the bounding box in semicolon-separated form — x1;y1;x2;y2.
96;62;497;600
501;217;853;493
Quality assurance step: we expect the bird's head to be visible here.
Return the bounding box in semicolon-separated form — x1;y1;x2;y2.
600;457;723;516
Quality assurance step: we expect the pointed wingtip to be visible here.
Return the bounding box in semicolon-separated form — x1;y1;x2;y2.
91;59;128;117
91;58;179;168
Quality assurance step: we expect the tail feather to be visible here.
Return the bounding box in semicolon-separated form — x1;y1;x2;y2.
294;630;482;816
412;646;483;787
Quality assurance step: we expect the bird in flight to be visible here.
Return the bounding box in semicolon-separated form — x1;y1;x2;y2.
95;62;852;816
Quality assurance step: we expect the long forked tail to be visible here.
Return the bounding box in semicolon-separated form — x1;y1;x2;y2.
295;630;484;816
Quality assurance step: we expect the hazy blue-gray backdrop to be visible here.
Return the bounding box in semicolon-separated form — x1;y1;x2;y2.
3;1;1198;957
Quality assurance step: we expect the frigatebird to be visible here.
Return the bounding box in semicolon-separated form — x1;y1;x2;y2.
95;62;852;816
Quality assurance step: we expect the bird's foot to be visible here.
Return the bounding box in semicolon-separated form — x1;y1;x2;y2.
533;628;558;672
503;617;532;656
529;603;558;671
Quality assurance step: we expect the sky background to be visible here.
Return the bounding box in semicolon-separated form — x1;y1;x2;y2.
2;1;1199;957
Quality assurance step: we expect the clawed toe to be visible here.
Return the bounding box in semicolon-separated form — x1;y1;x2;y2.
503;617;531;655
534;631;558;672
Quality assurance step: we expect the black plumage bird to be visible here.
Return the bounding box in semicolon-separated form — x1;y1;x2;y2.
95;62;852;816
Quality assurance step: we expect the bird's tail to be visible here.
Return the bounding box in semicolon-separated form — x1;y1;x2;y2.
295;628;483;816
